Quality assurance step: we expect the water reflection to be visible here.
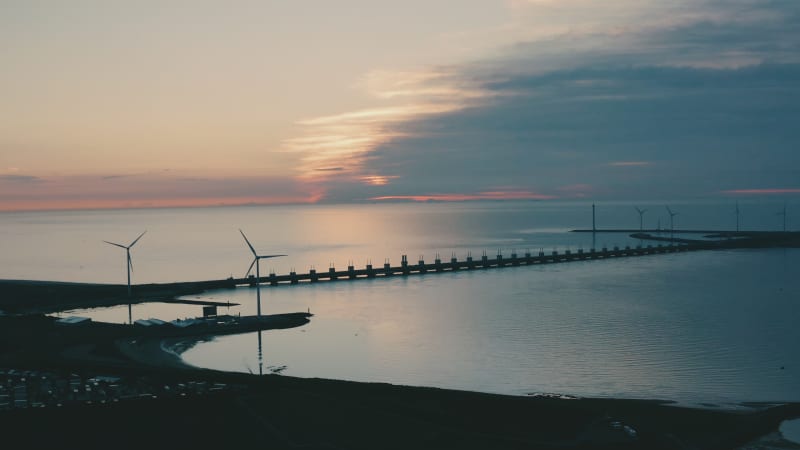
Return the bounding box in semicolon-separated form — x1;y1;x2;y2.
181;249;800;405
257;330;263;376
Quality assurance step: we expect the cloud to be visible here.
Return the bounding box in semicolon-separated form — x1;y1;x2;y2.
0;173;322;211
300;0;800;201
285;68;488;185
0;174;41;183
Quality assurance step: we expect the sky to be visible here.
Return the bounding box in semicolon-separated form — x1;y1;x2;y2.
1;0;799;211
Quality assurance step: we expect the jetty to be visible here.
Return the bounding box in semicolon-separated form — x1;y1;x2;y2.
233;229;800;289
235;243;693;288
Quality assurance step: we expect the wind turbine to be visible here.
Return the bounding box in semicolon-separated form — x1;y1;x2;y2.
777;203;787;232
103;231;146;325
103;231;146;298
240;229;286;318
634;207;647;231
665;206;678;240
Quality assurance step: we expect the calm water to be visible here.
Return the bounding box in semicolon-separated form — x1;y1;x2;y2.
2;200;798;406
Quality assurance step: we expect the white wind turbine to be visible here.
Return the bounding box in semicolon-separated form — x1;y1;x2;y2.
240;229;286;318
103;231;146;298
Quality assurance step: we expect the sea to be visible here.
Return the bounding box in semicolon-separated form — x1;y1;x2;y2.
1;200;798;417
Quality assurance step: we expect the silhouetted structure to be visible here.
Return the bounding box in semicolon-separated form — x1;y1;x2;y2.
103;230;146;324
665;206;678;240
635;207;647;231
240;229;286;318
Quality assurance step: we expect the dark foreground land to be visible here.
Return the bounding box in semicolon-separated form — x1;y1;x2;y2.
1;276;799;449
1;361;799;450
3;368;800;450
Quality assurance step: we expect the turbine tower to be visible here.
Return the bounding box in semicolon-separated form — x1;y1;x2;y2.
103;231;146;298
777;203;787;232
634;206;647;231
103;231;146;325
665;206;678;240
240;229;286;318
735;202;740;232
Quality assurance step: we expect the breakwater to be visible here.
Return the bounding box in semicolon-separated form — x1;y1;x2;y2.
238;242;698;288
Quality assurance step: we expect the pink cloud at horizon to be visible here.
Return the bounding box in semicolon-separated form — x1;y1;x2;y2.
0;173;325;212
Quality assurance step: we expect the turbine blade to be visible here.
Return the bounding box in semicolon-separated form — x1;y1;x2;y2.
129;230;147;248
258;254;287;259
239;229;258;257
245;258;257;278
103;240;127;249
128;253;134;274
665;205;673;215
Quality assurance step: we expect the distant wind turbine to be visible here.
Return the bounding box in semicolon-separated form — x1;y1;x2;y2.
634;207;647;231
735;202;740;232
240;229;286;318
777;203;787;232
103;231;146;298
665;206;678;240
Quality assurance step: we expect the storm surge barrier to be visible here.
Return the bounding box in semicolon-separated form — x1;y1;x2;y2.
235;243;702;288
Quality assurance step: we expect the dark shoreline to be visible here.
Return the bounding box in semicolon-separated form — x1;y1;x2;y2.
0;278;238;314
2;281;799;449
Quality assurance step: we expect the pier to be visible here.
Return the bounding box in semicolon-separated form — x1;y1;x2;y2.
236;243;698;288
232;228;800;289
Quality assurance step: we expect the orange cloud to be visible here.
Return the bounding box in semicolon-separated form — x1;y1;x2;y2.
360;175;399;186
287;68;489;185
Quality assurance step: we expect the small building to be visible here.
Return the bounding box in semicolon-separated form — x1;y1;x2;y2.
202;306;218;318
56;316;91;326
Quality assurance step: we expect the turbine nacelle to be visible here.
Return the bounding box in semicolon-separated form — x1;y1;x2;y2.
240;229;287;277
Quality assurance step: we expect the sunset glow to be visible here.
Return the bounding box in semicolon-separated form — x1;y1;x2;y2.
1;1;799;211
